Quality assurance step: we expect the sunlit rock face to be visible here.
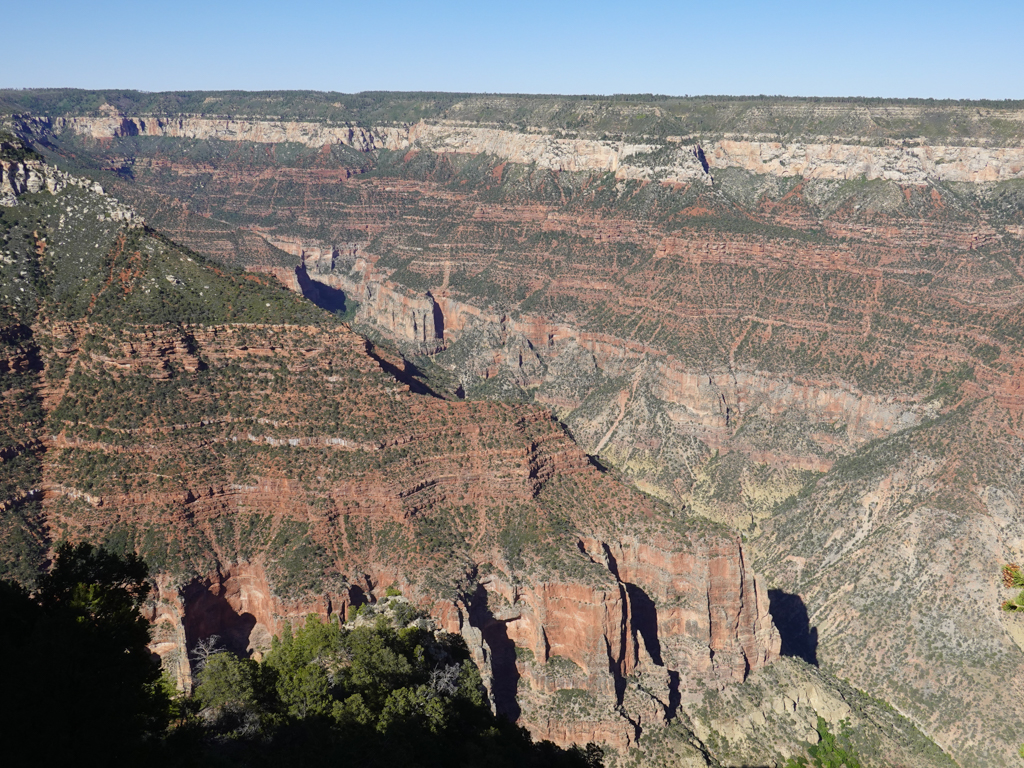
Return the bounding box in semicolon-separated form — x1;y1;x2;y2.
8;94;1024;766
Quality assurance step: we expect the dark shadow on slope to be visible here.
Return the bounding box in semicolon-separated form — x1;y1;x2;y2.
465;584;521;722
625;583;663;666
693;144;711;175
347;584;368;617
482;619;521;722
182;579;258;659
422;291;445;340
667;669;681;720
598;544;658;707
295;265;349;314
431;299;445;340
768;589;818;666
364;343;446;399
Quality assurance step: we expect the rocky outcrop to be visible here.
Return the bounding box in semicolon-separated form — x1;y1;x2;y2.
44;113;1024;185
24;301;778;749
0;152;139;229
711;138;1024;183
148;558;947;767
404;122;661;174
146;560;340;690
357;280;444;345
52;114;406;153
0;158;47;205
143;529;778;750
413;532;778;749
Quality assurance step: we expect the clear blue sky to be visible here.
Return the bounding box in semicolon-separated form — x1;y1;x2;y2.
6;0;1022;99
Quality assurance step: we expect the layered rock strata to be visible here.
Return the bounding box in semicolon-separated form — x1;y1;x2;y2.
45;114;1024;183
0;169;781;752
8;97;1014;764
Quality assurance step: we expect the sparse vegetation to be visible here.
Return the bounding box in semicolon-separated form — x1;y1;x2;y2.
2;91;1020;768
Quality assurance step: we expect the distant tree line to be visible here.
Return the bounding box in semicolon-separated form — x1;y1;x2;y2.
3;88;1024;120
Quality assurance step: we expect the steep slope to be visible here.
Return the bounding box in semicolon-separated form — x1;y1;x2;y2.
0;142;810;762
2;95;1005;765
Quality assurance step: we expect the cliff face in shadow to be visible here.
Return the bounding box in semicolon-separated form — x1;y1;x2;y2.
768;590;818;666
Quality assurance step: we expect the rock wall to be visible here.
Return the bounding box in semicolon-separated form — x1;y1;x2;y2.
28;310;778;750
1;157;110;206
143;529;778;750
53;114;405;153
47;114;1024;184
145;561;338;691
281;249;930;478
0;153;139;230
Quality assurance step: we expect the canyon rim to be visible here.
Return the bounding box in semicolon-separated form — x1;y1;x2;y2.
4;91;1024;766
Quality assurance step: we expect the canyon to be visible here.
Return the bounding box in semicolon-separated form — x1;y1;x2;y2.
5;92;1024;766
0;144;802;764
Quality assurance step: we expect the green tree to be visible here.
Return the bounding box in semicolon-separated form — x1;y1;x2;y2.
180;609;602;767
195;653;264;712
194;651;279;732
264;614;342;718
784;716;862;768
0;542;170;763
